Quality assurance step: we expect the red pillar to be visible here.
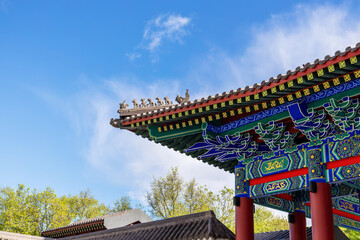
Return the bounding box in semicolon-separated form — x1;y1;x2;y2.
235;197;254;240
310;182;334;240
289;212;306;240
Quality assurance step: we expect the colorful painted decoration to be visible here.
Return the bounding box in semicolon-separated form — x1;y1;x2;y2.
288;101;335;141
254;121;295;151
324;96;360;132
184;129;268;162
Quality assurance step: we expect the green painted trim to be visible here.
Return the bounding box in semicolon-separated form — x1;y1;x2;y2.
148;124;202;141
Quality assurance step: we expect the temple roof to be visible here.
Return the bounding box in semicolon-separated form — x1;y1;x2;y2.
111;41;360;173
41;209;152;238
112;42;360;126
61;211;235;240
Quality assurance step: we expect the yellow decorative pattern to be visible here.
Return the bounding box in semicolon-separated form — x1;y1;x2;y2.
206;105;210;111
176;123;180;129
172;114;176;119
163;126;168;131
262;90;268;97
159;117;163;122
328;65;335;72
287;94;293;101
271;87;277;93
295;91;302;98
237;98;242;103
245;96;250;101
297;77;304;84
355;70;360;78
201;117;206;123
230;110;235;116
165;116;170;120
221;102;226;107
136;122;140;127
254;94;259;99
317;69;324;76
185;111;189;116
182;122;186;127
323;82;330;89
215;114;220;120
279;97;285;104
344;74;351;82
333;78;340;85
191;109;196;114
198;108;203;113
307;73;314;80
188;120;193;126
178;112;182;117
279;84;285;90
208;115;213;121
147;120;151;124
271;100;276;107
339;61;346;68
350;56;358;64
194;119;199;124
131;124;134;128
313;85;320;92
237;108;243;114
287;80;294;87
141;121;145;125
158;127;162;132
303;88;310;96
262;102;267;109
169;125;173;130
229;100;233;105
213;104;218;109
245;107;251;113
222;112;227;118
153;119;157;123
254;105;259;111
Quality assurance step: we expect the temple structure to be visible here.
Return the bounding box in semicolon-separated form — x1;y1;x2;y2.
110;42;360;240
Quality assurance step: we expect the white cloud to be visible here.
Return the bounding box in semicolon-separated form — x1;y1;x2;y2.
142;13;191;52
126;52;141;61
187;3;360;95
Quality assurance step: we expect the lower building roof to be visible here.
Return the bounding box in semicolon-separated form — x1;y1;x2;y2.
61;211;235;240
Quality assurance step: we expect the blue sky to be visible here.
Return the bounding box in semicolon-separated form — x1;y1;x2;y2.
1;0;360;208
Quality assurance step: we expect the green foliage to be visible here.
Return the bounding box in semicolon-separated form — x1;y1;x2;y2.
341;227;360;240
146;166;290;234
0;185;69;236
254;206;288;233
111;196;132;213
61;189;109;222
0;185;132;236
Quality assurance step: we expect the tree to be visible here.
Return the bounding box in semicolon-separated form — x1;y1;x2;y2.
341;227;360;240
61;189;109;222
111;196;132;213
0;185;69;236
146;166;289;233
146;167;184;218
254;206;288;233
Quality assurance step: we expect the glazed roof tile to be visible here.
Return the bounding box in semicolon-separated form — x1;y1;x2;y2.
61;211;235;240
117;42;360;124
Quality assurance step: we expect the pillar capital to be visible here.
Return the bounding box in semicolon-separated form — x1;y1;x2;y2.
235;165;250;197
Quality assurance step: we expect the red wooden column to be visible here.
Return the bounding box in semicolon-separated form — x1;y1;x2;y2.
234;197;254;240
309;182;334;240
288;212;306;240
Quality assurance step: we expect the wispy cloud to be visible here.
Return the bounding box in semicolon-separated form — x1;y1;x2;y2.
126;52;141;61
187;3;360;95
143;13;191;52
